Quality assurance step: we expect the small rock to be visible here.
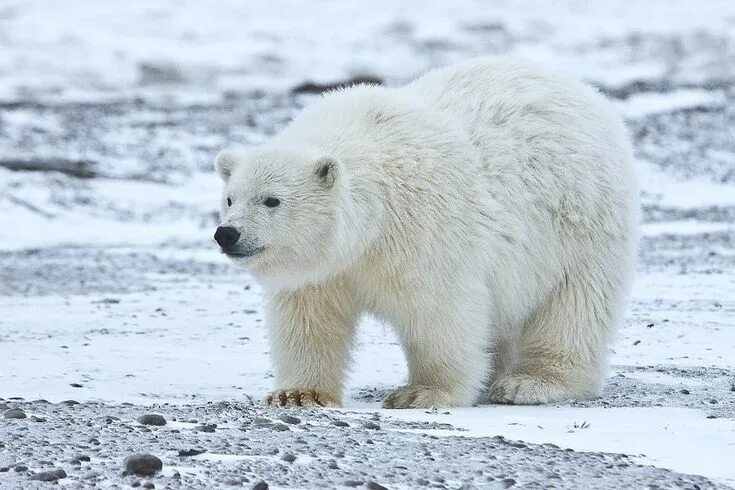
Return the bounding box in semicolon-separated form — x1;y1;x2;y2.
4;408;26;419
30;416;46;422
143;483;155;489
178;449;206;457
137;414;167;426
252;481;269;490
75;455;91;462
344;481;364;487
269;423;290;432
362;421;380;430
281;453;297;463
332;420;349;427
70;383;83;388
367;482;389;490
31;469;67;482
278;414;301;425
124;454;163;476
62;400;80;406
0;467;9;473
14;465;28;472
680;389;690;395
195;424;216;433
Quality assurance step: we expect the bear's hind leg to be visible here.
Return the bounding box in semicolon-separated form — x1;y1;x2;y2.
383;292;490;409
488;269;623;404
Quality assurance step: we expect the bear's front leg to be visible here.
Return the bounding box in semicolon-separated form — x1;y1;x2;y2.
384;295;489;408
263;281;357;408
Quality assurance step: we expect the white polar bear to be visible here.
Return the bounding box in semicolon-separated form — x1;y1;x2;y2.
214;57;638;408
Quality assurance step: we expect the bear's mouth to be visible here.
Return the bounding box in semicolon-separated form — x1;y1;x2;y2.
224;246;265;259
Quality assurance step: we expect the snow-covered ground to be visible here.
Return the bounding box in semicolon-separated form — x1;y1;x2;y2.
1;1;734;488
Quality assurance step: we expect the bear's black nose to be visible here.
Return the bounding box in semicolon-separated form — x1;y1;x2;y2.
214;226;240;249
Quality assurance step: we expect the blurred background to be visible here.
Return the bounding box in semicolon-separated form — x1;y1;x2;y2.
1;0;733;259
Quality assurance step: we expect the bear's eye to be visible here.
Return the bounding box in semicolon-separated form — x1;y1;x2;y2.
226;197;232;207
263;197;281;208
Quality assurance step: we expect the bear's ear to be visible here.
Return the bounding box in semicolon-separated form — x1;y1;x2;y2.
314;157;338;189
214;149;240;181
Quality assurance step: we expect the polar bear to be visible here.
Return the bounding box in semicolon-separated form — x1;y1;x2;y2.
214;58;638;408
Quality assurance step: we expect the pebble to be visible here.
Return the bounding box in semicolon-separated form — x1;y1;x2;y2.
14;465;28;472
362;421;381;430
252;480;269;490
332;420;349;427
367;482;389;490
196;424;217;433
269;423;290;432
281;453;297;463
137;414;167;426
680;389;690;395
31;469;67;482
179;449;205;457
278;414;301;425
4;408;27;419
124;454;163;476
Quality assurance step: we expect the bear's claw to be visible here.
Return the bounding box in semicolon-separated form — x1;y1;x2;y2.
262;389;340;408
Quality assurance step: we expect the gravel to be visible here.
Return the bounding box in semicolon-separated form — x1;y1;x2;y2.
0;400;725;488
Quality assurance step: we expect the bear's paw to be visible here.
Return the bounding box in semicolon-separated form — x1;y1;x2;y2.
382;385;458;409
487;374;571;405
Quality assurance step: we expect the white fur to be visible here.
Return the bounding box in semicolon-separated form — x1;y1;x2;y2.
215;57;639;408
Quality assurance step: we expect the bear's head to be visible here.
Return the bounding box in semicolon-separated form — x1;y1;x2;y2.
213;146;347;288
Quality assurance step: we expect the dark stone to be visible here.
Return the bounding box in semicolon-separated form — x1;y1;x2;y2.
362;421;380;430
70;383;83;388
252;481;269;490
124;454;163;476
31;469;67;482
195;424;216;433
344;481;364;487
278;414;301;425
281;453;296;463
680;389;690;395
143;483;155;489
14;465;28;472
367;482;389;490
269;423;290;432
137;414;167;426
4;408;26;419
332;420;349;427
178;448;206;457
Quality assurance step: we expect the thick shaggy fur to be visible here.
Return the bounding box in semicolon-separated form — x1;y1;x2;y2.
215;58;639;408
